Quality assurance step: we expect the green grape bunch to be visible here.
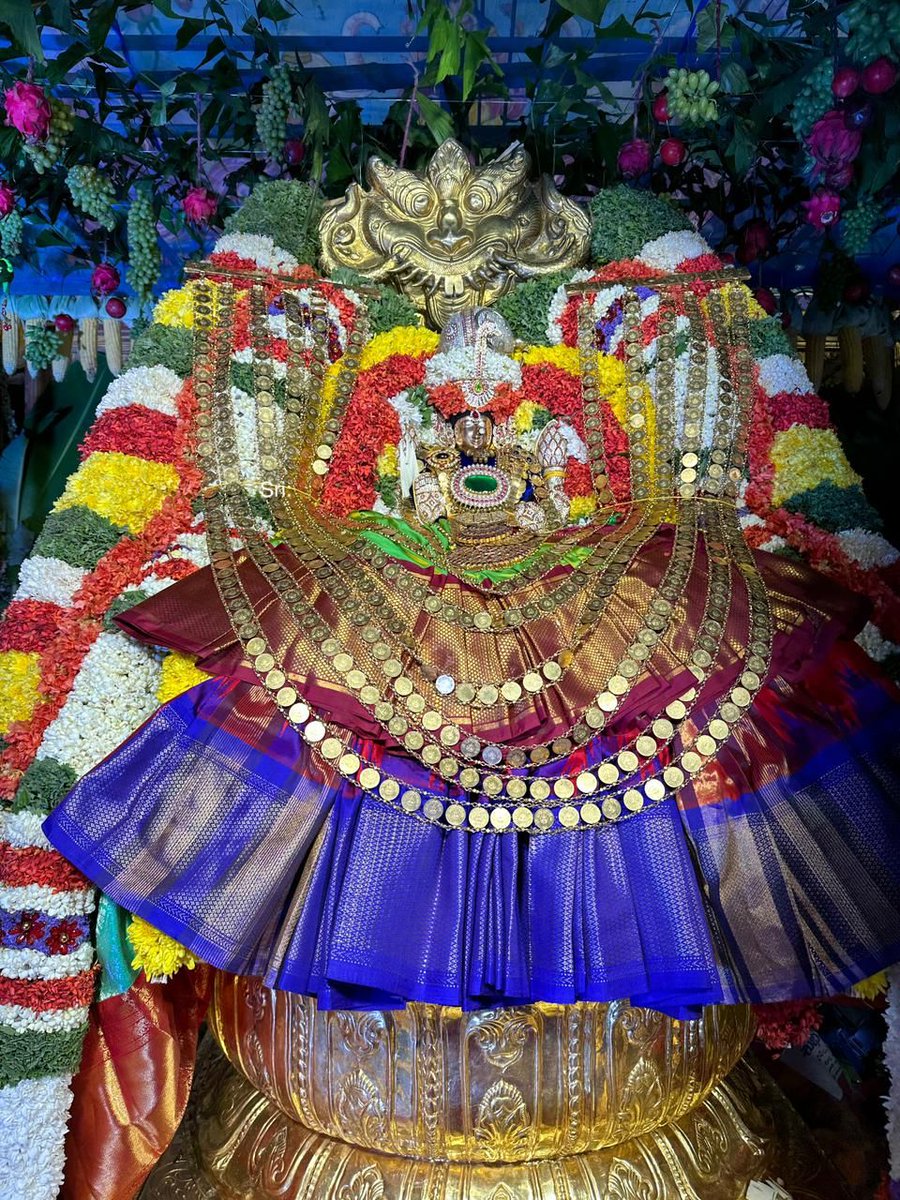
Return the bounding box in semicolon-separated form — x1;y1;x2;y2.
665;68;719;126
25;323;62;372
0;212;24;257
257;63;293;158
789;60;834;140
23;99;75;174
841;200;882;256
67;165;117;231
127;188;162;312
845;0;900;65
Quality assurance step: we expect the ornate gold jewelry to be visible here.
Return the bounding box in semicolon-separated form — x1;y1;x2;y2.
191;259;772;836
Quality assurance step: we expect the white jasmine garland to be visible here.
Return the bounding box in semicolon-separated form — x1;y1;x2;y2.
855;622;900;663
639;230;712;272
425;346;522;391
95;365;183;417
547;268;594;344
212;232;299;272
0;811;51;850
739;512;767;530
559;421;588;463
15;556;86;607
836;529;900;570
0;944;94;981
36;631;161;778
758;535;788;553
166;531;211;569
134;574;178;599
756;353;815;397
387;390;424;429
0;884;95;917
231;348;288;379
0;1075;72;1200
0;1004;89;1035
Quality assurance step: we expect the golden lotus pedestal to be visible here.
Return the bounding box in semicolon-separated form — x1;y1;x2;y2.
141;973;845;1200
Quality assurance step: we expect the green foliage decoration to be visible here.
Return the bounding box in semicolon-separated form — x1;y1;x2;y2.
784;481;883;533
127;323;193;377
11;756;77;815
589;186;691;264
224;180;321;266
103;589;150;633
33;506;126;569
749;317;793;359
493;272;572;345
329;268;421;333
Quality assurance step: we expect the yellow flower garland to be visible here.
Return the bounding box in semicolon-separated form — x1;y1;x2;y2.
358;326;440;371
53;452;180;534
770;427;860;506
127;915;197;982
376;444;399;477
0;650;42;735
157;651;210;704
568;495;597;521
152;280;226;331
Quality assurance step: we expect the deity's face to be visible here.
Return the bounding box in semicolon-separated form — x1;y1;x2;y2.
319;140;590;327
454;411;493;455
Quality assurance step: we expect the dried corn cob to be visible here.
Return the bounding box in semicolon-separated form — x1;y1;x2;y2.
804;334;826;390
79;317;98;381
838;326;864;393
102;317;123;376
863;335;893;410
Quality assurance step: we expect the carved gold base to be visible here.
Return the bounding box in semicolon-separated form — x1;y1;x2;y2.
141;1040;849;1200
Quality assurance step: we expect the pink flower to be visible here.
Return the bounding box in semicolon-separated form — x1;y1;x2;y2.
3;82;52;140
182;186;217;224
617;139;651;179
807;110;861;188
0;182;14;217
91;262;120;294
802;189;841;230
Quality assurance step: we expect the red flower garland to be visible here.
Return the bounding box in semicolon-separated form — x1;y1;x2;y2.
79;406;180;463
0;381;202;796
0;600;63;653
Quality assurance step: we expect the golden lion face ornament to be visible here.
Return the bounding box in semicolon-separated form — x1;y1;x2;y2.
319;139;591;327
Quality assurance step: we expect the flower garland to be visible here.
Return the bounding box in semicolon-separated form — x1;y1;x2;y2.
1;213;898;1195
0;351;201;1196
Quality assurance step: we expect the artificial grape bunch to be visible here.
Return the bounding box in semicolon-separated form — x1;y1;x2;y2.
789;59;834;139
23;99;75;174
841;200;882;256
25;323;62;372
0;212;24;257
665;67;719;126
127;187;161;312
67;165;117;231
257;63;293;158
845;0;900;65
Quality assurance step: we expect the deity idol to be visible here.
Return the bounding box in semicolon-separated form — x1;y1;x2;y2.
32;142;900;1197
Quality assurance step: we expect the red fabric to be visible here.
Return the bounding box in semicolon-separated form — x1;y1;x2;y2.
60;967;212;1200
